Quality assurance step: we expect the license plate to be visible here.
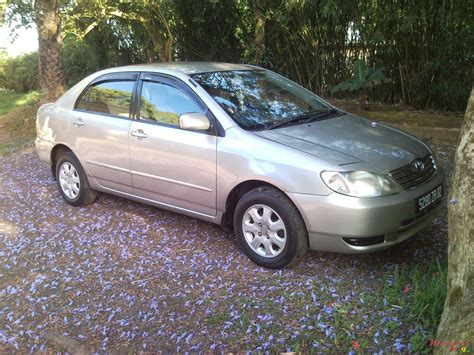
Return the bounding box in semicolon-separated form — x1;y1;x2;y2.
416;185;442;213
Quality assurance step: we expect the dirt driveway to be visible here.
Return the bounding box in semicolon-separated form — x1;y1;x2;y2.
0;145;454;352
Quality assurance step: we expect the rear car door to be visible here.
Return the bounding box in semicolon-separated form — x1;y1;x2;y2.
70;73;137;193
128;73;217;217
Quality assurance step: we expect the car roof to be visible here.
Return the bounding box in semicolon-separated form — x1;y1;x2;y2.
111;62;257;75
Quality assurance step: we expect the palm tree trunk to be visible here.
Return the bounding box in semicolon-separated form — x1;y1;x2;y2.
34;0;66;102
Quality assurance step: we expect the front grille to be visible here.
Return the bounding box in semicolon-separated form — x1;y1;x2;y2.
389;155;436;190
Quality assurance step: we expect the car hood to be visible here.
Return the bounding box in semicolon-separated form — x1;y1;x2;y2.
254;113;430;172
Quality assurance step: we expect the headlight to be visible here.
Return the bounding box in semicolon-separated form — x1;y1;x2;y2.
321;171;400;197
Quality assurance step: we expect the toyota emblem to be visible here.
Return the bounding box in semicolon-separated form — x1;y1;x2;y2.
413;159;425;172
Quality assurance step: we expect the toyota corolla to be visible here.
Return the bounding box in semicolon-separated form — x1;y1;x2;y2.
35;62;444;268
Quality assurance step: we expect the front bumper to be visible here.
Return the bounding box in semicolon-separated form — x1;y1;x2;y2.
288;168;445;253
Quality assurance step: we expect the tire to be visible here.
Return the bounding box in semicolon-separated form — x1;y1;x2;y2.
55;151;97;207
233;186;308;269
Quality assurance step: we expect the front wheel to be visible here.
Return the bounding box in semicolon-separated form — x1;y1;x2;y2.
55;151;97;207
233;187;308;268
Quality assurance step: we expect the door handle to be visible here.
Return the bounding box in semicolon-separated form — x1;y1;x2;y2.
72;118;85;127
131;129;147;139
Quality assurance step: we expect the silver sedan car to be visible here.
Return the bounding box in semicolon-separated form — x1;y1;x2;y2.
35;62;444;268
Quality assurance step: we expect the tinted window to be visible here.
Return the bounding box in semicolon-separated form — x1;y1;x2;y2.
76;88;90;111
77;80;134;117
191;70;330;130
140;81;205;126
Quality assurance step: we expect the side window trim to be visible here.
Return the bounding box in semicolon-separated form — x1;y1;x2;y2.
136;72;222;136
90;72;139;85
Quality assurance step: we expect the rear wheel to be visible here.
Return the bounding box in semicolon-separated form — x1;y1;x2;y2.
233;187;308;268
55;151;97;206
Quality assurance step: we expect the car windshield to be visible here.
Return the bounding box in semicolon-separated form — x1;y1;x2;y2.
191;69;332;130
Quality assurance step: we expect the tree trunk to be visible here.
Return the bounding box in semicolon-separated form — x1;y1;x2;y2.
253;0;266;64
142;22;173;62
435;88;474;353
34;0;66;102
160;35;173;62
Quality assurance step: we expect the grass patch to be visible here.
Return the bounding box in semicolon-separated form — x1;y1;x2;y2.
0;90;40;117
0;101;39;141
283;259;448;353
0;139;33;156
6;101;40;136
206;311;229;325
383;258;447;352
0;90;41;154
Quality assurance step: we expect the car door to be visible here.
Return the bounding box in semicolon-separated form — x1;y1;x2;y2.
129;73;217;217
70;73;137;194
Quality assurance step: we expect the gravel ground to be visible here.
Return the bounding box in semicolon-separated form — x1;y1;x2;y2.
0;145;455;353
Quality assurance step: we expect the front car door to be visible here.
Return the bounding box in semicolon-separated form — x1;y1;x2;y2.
70;73;137;194
128;73;217;217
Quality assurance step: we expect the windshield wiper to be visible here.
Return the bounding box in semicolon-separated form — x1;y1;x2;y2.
267;108;340;130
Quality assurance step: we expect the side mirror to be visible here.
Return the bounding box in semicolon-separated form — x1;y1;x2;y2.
179;113;211;131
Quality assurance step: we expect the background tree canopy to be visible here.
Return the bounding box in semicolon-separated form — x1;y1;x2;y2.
2;0;473;110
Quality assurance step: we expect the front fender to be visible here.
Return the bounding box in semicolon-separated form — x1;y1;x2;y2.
216;128;334;212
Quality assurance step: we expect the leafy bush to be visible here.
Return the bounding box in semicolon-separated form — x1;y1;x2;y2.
333;59;390;94
62;38;100;87
0;39;102;93
0;90;40;116
0;52;39;92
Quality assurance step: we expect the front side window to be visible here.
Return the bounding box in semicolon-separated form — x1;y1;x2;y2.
76;80;134;117
191;70;331;130
139;81;205;126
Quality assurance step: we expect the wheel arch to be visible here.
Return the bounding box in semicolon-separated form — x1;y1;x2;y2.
50;144;77;179
220;179;307;233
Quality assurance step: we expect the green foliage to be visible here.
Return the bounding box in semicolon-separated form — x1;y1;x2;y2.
2;0;34;28
2;0;472;110
62;38;100;87
0;52;39;92
0;36;123;91
0;47;8;68
333;59;390;93
0;48;8;87
0;43;96;92
0;89;39;116
173;0;250;62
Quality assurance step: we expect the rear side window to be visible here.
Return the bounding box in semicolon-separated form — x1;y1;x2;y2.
76;80;135;118
140;81;205;126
